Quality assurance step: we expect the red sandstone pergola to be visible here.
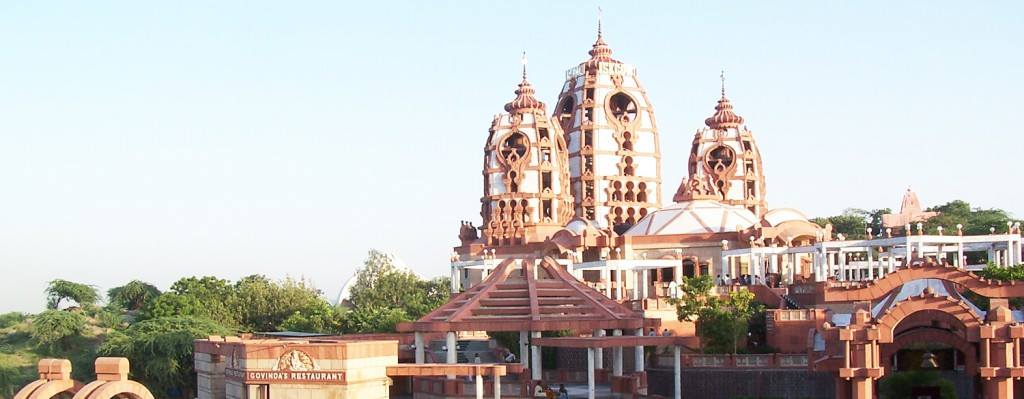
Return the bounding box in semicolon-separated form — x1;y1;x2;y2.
397;256;674;398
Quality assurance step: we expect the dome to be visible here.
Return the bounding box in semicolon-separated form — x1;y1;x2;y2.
624;200;758;236
704;96;744;130
763;207;809;227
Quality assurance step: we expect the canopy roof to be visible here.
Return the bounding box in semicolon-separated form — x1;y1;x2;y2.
397;257;656;333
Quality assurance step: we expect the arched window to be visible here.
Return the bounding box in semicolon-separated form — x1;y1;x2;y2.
501;132;529;163
609;93;638;122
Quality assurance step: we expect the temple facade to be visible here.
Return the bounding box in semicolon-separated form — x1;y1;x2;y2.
441;21;1024;399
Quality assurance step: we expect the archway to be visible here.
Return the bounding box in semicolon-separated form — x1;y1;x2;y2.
13;359;83;399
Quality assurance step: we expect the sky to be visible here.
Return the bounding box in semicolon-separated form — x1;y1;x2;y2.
1;1;1021;312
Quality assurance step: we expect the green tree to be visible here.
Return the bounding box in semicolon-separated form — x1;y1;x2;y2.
671;276;764;354
280;302;347;334
0;312;27;329
98;316;233;399
107;280;161;311
922;200;1020;235
231;276;325;332
343;250;450;332
139;277;238;325
29;310;87;352
44;280;99;310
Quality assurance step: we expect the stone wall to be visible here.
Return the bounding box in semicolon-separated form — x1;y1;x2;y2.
648;368;835;399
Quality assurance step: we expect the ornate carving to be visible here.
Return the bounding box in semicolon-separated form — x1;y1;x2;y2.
275;350;317;371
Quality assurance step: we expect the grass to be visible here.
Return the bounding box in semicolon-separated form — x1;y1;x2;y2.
0;313;108;399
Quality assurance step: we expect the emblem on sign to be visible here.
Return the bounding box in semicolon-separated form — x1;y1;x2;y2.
275;350;318;371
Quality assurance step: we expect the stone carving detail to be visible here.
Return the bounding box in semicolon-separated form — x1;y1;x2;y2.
275;350;317;371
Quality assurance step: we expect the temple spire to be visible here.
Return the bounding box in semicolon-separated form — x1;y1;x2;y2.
720;69;726;98
521;51;528;80
597;6;603;39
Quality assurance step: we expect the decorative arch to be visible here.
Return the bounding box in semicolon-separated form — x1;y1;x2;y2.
14;359;82;399
880;327;978;376
71;358;155;399
873;293;983;343
824;263;1024;302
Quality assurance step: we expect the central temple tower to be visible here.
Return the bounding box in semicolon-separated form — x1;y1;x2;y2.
553;26;662;231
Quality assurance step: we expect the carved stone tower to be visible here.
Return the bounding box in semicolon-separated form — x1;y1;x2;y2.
553;25;662;231
677;78;767;216
479;66;575;246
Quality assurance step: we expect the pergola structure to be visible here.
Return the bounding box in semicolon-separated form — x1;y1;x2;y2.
397;256;664;395
722;231;1022;284
532;335;698;399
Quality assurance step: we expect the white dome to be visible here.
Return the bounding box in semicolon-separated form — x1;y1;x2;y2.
625;200;758;236
763;207;809;227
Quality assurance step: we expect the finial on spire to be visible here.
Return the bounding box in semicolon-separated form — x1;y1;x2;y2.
720;69;726;98
521;51;528;79
597;6;603;39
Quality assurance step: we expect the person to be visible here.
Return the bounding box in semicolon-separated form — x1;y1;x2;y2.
648;328;656;336
715;274;722;285
504;350;516;363
474;353;481;364
558;384;569;399
662;328;671;336
724;274;732;285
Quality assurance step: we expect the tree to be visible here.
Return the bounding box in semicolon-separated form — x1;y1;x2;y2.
108;280;161;311
810;208;890;239
231;275;325;332
98;316;233;399
280;302;347;334
29;310;87;352
671;276;764;354
139;277;238;325
922;200;1020;235
878;370;956;399
44;279;99;310
344;250;450;332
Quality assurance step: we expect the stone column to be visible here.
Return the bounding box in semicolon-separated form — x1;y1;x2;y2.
531;331;542;381
587;348;596;399
823;250;832;281
493;373;500;399
519;331;529;368
850;377;872;399
414;332;425;364
642;269;650;299
838;250;846;281
602;269;612;297
475;371;484;399
769;253;778;274
616;268;624;300
888;247;896;273
985;377;1013;399
673;345;681;399
451;265;459;293
612;329;623;376
866;248;874;281
632;270;641;301
446;331;457;379
634;328;644;372
593;329;604;369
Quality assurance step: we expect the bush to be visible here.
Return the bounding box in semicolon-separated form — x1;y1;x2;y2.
0;313;27;330
29;310;87;352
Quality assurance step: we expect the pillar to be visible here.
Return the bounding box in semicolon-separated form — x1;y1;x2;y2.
587;348;596;399
475;372;484;399
634;328;644;372
823;250;832;281
720;253;729;280
451;265;459;293
673;345;681;399
593;329;604;369
985;378;1013;399
632;270;641;301
519;331;529;368
850;377;872;399
769;253;778;274
446;331;457;379
616;268;624;300
866;248;874;281
612;329;623;376
414;332;425;364
957;242;964;268
838;250;846;281
602;269;612;297
888;247;896;273
642;269;650;299
531;331;542;381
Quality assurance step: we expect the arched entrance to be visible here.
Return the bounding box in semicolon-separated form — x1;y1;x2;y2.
878;316;978;399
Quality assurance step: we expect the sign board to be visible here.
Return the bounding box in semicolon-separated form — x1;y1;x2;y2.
225;368;346;384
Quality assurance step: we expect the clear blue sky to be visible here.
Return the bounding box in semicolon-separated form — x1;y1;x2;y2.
2;1;1021;312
